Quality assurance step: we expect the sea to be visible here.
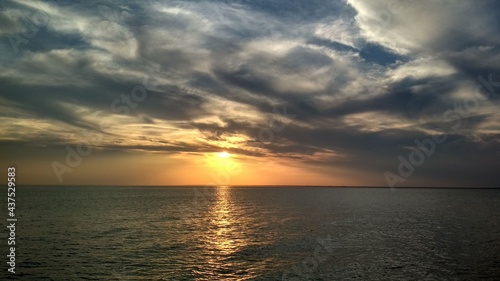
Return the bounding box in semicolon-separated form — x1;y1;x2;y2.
2;186;500;280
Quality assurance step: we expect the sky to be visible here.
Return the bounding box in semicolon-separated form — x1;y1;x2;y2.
0;0;499;187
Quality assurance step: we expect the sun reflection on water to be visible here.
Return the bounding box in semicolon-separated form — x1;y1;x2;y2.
209;187;243;255
195;187;253;280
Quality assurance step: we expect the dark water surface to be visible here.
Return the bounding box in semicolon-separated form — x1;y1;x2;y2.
2;186;500;280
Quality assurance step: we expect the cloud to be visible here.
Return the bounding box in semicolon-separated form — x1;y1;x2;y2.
347;0;499;54
0;0;499;186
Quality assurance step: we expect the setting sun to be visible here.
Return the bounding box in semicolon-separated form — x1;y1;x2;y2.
217;152;230;158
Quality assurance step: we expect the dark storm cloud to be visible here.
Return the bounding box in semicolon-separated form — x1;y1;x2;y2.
1;0;500;186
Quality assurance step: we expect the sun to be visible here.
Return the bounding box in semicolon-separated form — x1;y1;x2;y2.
217;152;230;158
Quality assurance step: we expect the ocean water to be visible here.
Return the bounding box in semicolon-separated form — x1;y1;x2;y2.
3;186;500;280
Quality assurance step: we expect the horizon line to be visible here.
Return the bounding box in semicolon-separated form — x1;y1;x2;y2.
18;185;500;189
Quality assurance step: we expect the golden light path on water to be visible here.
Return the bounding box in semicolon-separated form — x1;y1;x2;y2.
209;187;239;255
193;186;262;280
190;152;287;279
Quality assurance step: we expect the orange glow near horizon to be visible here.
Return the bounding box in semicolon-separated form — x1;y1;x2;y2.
10;146;363;186
150;151;358;186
